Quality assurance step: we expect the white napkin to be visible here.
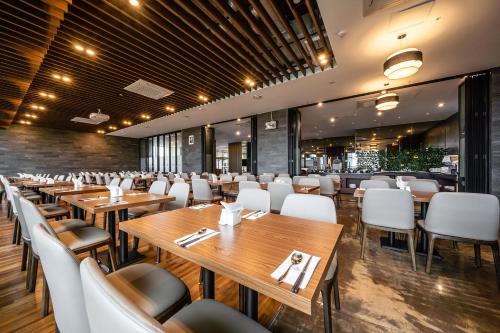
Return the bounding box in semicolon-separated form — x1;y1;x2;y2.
106;185;123;198
270;250;321;290
174;228;220;248
94;200;128;208
189;203;214;210
125;192;148;196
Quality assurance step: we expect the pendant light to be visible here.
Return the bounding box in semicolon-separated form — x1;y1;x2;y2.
383;34;423;80
375;92;399;111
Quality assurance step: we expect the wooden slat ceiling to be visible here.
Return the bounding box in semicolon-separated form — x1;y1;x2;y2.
2;0;334;133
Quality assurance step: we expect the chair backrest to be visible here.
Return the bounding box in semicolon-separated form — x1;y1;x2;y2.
268;183;294;212
262;172;275;177
1;177;13;202
220;174;232;181
277;173;290;178
58;175;65;181
281;194;336;224
192;179;213;201
298;177;320;186
274;176;292;184
362;189;414;229
307;174;320;178
149;181;167;195
292;176;306;184
234;175;247;182
239;181;260;191
110;177;120;186
120;178;133;190
382;178;398;188
167;172;175;180
370;175;391;180
173;177;185;183
407;180;440;192
168;183;190;210
209;174;218;182
246;174;256;182
230;172;239;177
259;174;274;183
191;174;201;179
84;174;92;184
11;188;30;241
181;173;189;180
104;173;111;185
425;192;499;241
319;176;336;195
95;174;104;185
359;180;390;189
19;197;56;255
80;258;165;333
33;224;91;333
236;189;271;212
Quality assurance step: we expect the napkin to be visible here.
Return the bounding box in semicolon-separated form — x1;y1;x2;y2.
271;250;321;290
125;192;148;196
189;203;214;210
174;228;220;248
106;185;123;198
79;196;108;202
94;200;128;208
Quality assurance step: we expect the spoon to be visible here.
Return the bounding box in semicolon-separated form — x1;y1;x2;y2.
278;253;303;284
178;228;207;244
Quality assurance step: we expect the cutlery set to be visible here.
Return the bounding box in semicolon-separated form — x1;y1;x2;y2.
175;227;218;247
242;210;266;219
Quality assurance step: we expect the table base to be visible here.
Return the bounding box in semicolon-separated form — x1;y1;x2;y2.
380;236;408;252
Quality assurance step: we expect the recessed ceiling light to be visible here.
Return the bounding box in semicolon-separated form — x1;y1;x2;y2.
317;53;329;65
198;95;208;102
377;111;383;116
375;92;399;110
85;49;96;56
74;44;84;52
123;120;132;126
237;118;241;122
52;74;61;80
245;78;255;87
19;120;31;125
318;102;323;107
62;76;71;82
330;117;335;123
426;112;430;116
438;102;444;108
109;125;117;130
336;30;347;38
236;131;241;136
247;134;251;138
165;106;175;112
39;92;48;97
129;0;139;6
97;129;105;134
206;124;211;127
140;114;151;120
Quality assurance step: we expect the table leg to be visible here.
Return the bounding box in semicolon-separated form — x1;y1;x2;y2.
239;284;246;313
380;232;408;252
244;287;259;321
202;268;215;299
117;208;144;267
72;205;78;219
416;202;442;259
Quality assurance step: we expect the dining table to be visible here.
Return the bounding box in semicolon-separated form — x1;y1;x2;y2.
260;183;321;194
119;205;343;322
354;188;439;257
60;191;175;268
39;185;108;203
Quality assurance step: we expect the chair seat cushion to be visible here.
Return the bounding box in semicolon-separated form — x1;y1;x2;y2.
163;299;270;333
25;194;42;201
49;218;88;233
128;204;161;219
58;227;110;251
107;263;190;319
38;205;70;219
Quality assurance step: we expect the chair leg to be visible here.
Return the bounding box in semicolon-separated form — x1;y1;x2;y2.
198;268;203;285
490;241;500;290
320;280;333;333
7;201;11;219
41;277;50;317
360;224;368;259
90;249;98;260
333;271;340;311
155;247;162;264
28;256;39;292
407;230;417;271
12;217;19;244
474;244;482;267
21;242;29;271
425;233;436;274
16;222;21;245
107;244;117;272
103;213;107;230
26;248;33;290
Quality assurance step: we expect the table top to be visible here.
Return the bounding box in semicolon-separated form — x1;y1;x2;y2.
260;183;320;194
39;185;108;196
353;188;436;203
21;181;73;188
119;205;343;315
60;191;175;214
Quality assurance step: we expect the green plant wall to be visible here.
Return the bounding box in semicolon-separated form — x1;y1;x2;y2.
378;148;446;171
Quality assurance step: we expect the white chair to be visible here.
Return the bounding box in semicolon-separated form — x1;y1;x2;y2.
209;173;218;182
230;172;239;178
84;174;92;184
95;174;104;185
278;173;290;178
128;181;168;219
417;193;500;288
370;175;391;180
292;176;306;184
236;189;270;212
173;177;185;183
356;180;390;235
268;182;294;213
319;176;339;205
191;174;200;180
120;178;133;190
308;174;320;177
259;174;274;183
298;177;320;186
408;180;440;192
361;189;416;271
80;257;269;333
382;178;398;188
220;174;232;181
274;176;292;184
401;175;417;181
246;174;256;182
109;177;120;186
281;194;339;332
192;179;222;204
103;173;111;185
234;175;247;182
239;181;261;191
65;175;72;182
181;172;189;180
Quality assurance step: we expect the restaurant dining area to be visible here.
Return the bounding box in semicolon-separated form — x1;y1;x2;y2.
1;0;500;332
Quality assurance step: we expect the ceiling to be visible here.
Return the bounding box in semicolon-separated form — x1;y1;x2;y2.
300;78;460;140
111;0;500;138
1;0;333;131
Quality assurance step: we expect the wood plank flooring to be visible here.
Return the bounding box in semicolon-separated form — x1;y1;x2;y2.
0;195;499;332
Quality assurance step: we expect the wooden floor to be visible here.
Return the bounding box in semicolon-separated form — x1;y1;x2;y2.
0;195;499;332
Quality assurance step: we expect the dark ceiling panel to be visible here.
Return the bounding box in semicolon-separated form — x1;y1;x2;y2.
2;0;334;133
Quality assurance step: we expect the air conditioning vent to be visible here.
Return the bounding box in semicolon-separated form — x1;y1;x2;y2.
124;79;174;100
363;0;414;16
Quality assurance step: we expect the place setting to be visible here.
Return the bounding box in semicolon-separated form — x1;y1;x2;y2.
271;251;321;293
174;227;220;248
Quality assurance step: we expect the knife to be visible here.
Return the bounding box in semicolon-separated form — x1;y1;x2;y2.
244;210;261;219
291;256;312;293
179;231;217;248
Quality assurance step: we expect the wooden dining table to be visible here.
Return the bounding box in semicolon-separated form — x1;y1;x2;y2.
21;180;72;189
354;188;438;256
60;191;175;267
119;205;343;322
39;185;108;203
260;182;321;194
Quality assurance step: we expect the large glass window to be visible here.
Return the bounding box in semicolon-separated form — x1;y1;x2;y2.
140;131;181;172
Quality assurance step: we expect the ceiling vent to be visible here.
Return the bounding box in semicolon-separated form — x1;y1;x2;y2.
124;79;174;100
362;0;415;17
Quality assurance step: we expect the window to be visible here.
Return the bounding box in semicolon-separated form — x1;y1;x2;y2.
140;131;181;172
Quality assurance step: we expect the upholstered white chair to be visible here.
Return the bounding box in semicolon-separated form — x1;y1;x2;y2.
274;176;292;184
239;181;261;191
209;173;218;182
95;174;104;185
246;174;256;182
278;173;290;178
361;189;416;271
120;178;133;190
65;175;72;182
408;179;440;192
84;174;92;184
220;174;232;181
180;172;189;180
319;176;339;205
109;177;120;186
191;174;200;179
128;181;168;219
298;177;320;186
234;175;247;182
80;257;269;333
417;192;500;288
192;179;222;204
173;177;185;183
268;182;294;213
259;174;274;183
307;174;320;177
292;175;306;184
281;194;339;333
236;189;270;212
